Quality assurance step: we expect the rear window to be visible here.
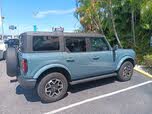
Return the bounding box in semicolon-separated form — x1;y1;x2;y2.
33;36;60;51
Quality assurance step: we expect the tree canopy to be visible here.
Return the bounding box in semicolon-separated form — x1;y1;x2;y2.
75;0;152;63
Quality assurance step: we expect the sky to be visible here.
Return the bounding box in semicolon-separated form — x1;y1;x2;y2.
0;0;80;35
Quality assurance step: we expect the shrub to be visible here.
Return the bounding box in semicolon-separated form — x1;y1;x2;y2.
144;55;152;67
136;54;144;64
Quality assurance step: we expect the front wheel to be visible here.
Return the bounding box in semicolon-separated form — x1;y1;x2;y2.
117;61;134;82
37;72;68;103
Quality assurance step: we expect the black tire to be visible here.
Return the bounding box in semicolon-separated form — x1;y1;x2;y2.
117;61;134;82
6;47;18;77
37;72;68;103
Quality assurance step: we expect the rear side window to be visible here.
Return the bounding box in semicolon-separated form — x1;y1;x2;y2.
65;38;86;52
89;38;109;51
33;36;59;51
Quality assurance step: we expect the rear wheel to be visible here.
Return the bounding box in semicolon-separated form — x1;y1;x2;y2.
117;61;133;82
37;72;68;103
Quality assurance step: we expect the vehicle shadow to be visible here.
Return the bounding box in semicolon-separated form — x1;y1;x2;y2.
16;77;116;103
69;77;116;93
16;85;40;102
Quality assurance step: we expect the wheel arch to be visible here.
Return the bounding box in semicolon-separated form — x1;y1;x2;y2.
116;56;135;71
34;65;72;85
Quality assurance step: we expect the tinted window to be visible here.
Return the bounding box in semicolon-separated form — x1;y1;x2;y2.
90;38;109;51
33;36;59;51
65;38;86;52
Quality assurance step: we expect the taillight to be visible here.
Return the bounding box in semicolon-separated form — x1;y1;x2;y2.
22;59;28;73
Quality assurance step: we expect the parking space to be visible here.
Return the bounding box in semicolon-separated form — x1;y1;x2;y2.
0;60;152;114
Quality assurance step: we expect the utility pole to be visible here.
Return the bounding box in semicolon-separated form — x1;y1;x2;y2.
1;8;4;40
0;0;4;41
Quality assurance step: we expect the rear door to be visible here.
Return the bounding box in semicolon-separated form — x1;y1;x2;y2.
64;37;93;80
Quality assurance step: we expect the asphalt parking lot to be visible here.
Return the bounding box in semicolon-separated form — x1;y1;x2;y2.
0;60;152;114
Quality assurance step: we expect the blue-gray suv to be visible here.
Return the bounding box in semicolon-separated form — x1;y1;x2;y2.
6;32;136;103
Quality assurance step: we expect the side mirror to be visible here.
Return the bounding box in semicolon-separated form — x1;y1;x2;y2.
113;45;119;51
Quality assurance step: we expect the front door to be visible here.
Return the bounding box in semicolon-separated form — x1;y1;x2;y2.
86;37;115;75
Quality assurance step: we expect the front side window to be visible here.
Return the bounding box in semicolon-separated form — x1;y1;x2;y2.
90;38;109;51
33;36;59;51
65;38;86;52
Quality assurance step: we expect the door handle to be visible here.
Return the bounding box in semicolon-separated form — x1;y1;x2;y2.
93;57;100;60
66;59;75;62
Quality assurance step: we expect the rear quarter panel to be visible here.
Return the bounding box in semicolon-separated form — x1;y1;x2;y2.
18;52;71;79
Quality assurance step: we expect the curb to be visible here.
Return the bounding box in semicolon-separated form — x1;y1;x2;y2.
134;66;152;79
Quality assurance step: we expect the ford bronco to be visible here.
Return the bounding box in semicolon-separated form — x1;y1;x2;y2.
6;32;136;103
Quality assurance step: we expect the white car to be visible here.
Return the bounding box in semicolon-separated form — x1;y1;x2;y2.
0;40;7;60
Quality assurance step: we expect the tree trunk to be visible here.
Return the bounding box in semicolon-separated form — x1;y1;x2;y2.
109;0;122;48
92;16;105;35
131;9;136;46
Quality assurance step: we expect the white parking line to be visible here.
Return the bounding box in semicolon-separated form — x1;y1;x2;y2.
44;81;152;114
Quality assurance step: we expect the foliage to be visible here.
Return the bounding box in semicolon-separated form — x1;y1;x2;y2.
144;55;152;67
75;0;152;64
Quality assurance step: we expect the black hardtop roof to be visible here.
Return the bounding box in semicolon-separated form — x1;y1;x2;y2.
20;31;104;38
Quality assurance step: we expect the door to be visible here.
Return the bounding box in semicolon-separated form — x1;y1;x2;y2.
64;37;94;80
87;37;115;75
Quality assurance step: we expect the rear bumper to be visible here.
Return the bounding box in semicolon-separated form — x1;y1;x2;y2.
17;76;36;89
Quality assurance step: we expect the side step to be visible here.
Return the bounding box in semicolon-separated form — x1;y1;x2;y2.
70;73;117;85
